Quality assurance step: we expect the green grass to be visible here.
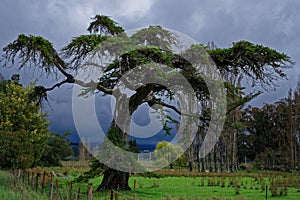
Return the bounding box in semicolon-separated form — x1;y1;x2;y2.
0;171;47;200
85;176;300;199
54;174;300;199
2;168;300;199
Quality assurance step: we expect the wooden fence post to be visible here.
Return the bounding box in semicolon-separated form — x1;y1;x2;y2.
27;171;30;186
134;179;137;200
49;172;54;200
41;171;46;195
88;183;93;200
75;187;81;200
35;173;40;192
70;181;73;200
12;169;16;187
266;185;268;200
31;172;35;190
22;170;26;184
55;180;59;199
134;193;137;200
134;179;136;193
17;169;21;180
110;189;114;200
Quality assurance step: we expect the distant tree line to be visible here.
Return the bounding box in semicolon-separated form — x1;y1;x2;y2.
172;83;300;172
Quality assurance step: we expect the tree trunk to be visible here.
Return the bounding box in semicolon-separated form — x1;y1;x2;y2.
200;158;205;172
170;163;173;169
232;130;237;171
96;168;131;191
96;88;153;191
188;161;193;172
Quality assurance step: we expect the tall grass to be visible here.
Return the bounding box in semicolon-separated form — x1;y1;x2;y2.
0;171;47;200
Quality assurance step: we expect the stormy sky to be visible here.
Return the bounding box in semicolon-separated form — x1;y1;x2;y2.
1;0;300;144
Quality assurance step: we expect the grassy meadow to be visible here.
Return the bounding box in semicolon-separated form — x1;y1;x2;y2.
0;171;47;200
2;162;298;200
69;173;300;199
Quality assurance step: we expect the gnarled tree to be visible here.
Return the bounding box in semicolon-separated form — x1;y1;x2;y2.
1;14;293;190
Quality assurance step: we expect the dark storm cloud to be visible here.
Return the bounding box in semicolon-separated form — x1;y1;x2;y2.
0;0;93;47
2;0;299;55
143;0;299;47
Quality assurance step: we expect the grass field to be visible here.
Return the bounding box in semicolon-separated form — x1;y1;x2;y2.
72;174;300;199
46;167;300;199
0;171;47;200
2;163;300;199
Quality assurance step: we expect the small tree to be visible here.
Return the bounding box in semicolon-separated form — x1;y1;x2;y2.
0;79;49;169
154;141;184;169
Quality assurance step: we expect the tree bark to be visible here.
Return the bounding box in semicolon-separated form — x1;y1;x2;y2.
200;158;205;172
96;168;131;191
96;87;154;191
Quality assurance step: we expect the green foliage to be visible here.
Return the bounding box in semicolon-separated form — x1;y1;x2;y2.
100;47;175;89
0;80;49;169
87;15;124;35
61;34;109;68
38;131;74;167
107;125;126;148
181;43;212;67
131;26;177;51
129;139;140;153
2;34;64;73
239;91;300;169
154;141;184;167
208;40;293;89
0;130;34;170
95;32;135;57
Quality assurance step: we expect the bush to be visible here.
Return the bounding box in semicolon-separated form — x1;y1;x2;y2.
0;80;49;169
